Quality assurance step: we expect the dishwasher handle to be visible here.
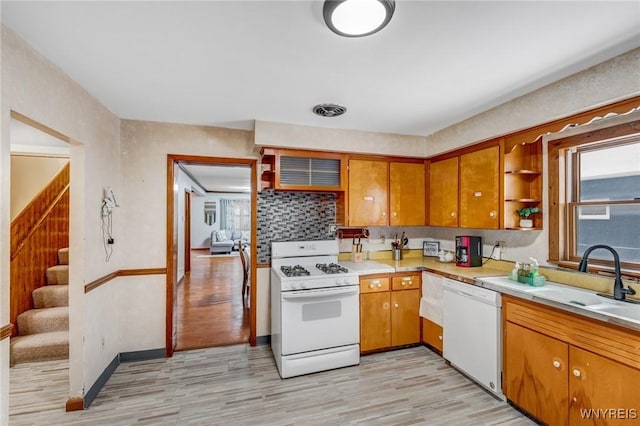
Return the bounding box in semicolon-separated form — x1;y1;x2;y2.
443;278;501;307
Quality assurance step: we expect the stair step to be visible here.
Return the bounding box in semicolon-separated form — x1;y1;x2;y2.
16;307;69;335
46;265;68;285
58;247;69;265
10;331;69;365
33;285;68;308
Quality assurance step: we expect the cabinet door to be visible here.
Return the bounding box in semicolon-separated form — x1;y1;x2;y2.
391;289;420;347
360;292;391;352
390;162;425;226
569;346;640;425
459;146;499;229
504;322;569;426
422;318;443;352
429;157;458;227
348;160;388;226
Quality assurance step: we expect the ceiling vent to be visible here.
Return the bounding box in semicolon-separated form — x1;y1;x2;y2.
313;103;347;117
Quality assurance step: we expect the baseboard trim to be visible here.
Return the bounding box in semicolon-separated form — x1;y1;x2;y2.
83;348;165;409
65;396;84;412
84;354;119;409
256;335;271;345
120;348;165;362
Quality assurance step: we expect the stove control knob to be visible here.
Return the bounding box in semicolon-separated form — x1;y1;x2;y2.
336;278;344;285
299;282;307;289
290;282;299;290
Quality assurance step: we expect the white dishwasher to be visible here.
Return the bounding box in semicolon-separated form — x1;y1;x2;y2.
442;278;503;399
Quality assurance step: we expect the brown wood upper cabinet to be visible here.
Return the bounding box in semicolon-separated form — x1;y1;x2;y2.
429;145;499;229
348;159;425;226
260;148;347;191
348;159;389;226
390;162;426;226
459;146;499;229
429;157;459;227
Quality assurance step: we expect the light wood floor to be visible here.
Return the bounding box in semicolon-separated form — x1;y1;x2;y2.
175;250;250;351
10;344;537;425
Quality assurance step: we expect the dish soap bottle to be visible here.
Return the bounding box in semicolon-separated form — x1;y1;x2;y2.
510;262;520;281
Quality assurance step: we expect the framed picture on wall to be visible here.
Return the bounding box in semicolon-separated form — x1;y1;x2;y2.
423;241;440;257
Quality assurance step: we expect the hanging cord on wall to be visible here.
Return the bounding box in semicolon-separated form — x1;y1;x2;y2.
102;210;114;261
483;243;500;265
101;187;119;262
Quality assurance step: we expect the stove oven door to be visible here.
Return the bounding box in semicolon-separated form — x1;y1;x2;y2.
280;286;359;355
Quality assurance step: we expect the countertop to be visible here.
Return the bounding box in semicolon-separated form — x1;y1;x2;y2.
340;256;511;285
339;256;640;333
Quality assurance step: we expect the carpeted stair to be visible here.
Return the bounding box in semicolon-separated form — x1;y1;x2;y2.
10;248;69;365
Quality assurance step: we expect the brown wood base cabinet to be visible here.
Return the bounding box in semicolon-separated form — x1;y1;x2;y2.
360;273;421;353
503;295;640;426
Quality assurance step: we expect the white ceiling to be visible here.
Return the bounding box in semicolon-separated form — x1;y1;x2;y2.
2;1;639;138
182;164;252;193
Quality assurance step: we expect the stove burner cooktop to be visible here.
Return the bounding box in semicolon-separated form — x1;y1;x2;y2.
316;263;349;274
280;265;311;277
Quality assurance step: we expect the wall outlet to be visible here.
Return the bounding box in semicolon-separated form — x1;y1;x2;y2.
491;246;502;260
494;241;506;259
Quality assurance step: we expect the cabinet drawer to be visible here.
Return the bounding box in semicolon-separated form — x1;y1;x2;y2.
360;277;390;293
392;274;421;290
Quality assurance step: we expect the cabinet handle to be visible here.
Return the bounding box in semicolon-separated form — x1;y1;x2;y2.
381;212;387;217
392;211;397;217
489;210;496;218
377;283;382;288
450;211;456;217
438;335;443;340
573;369;581;378
394;303;399;308
369;283;375;289
553;360;561;369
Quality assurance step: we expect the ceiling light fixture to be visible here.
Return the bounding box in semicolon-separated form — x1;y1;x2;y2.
323;0;395;37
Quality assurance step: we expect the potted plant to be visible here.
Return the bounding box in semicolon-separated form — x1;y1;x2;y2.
517;207;540;228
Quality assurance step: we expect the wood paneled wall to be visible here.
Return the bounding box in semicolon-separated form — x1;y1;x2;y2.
10;163;70;335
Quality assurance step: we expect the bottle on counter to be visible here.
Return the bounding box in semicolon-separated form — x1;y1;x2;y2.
510;262;521;281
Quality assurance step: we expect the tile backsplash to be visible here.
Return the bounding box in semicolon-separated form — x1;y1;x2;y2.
257;190;337;263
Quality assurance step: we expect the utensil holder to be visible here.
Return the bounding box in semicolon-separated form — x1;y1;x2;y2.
392;248;402;261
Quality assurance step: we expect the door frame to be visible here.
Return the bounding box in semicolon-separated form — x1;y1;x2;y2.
166;154;257;356
184;189;191;275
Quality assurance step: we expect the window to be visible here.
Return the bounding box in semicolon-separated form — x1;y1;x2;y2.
549;119;640;274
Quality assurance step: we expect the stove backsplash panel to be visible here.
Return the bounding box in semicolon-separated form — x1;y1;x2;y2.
257;190;337;263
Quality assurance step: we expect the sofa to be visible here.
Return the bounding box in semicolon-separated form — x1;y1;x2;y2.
210;229;249;254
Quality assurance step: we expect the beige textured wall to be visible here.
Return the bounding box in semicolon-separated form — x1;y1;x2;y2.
10;155;69;220
425;48;640;156
255;120;426;158
1;24;121;412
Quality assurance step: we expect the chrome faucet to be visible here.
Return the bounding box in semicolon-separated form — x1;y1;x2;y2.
578;244;636;302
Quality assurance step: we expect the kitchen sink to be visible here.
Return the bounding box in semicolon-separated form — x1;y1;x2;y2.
586;304;640;322
477;275;640;326
528;286;606;307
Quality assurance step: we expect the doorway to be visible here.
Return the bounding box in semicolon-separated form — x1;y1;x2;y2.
166;155;257;356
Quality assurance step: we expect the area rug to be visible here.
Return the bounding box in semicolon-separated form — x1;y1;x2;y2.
197;253;239;258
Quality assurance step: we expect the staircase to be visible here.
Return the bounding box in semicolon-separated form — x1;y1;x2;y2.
10;248;69;365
